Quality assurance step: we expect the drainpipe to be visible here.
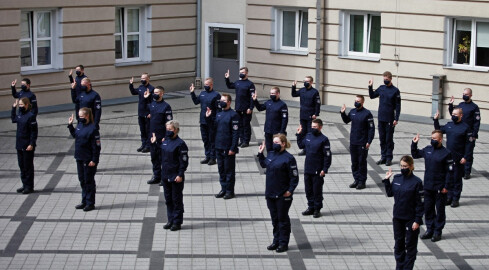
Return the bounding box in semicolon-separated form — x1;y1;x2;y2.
196;0;202;87
315;0;322;99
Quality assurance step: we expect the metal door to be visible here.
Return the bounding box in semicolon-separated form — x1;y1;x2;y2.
210;27;240;91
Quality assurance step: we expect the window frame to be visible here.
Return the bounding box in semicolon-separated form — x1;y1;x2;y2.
20;10;55;71
272;7;309;55
115;7;143;63
340;11;381;61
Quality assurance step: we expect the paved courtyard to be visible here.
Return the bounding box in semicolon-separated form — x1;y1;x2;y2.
0;90;489;269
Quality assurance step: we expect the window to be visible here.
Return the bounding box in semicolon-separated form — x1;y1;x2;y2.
115;7;151;63
272;8;308;53
340;12;381;60
449;18;489;68
20;10;59;70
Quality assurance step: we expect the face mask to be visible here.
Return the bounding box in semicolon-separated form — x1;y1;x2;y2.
311;128;320;136
219;101;228;109
80;85;88;92
153;93;160;101
19;107;26;113
239;73;246;79
431;139;439;148
21;85;28;91
166;130;175;138
79;118;87;124
76;71;82;76
272;143;282;152
304;82;311;88
141;80;147;85
354;102;362;108
451;115;459;123
384;80;391;85
270;95;277;101
401;168;410;176
463;95;470;101
204;86;211;92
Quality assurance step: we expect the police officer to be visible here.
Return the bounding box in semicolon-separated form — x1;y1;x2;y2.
252;87;288;152
448;88;480;179
210;94;240;199
292;76;321;156
368;71;401;166
68;107;101;212
147;86;173;185
156;120;189;231
190;78;221;165
71;77;102;129
11;97;38;194
68;65;87;120
433;108;472;208
11;78;38;115
257;134;299;253
340;95;375;190
296;119;331;218
382;156;424;270
225;67;255;148
412;131;453;242
129;73;154;153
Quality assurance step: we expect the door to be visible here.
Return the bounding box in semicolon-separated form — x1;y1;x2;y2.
210;27;240;91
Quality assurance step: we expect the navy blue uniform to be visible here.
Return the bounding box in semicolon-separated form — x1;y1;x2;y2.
214;108;240;194
412;141;453;236
149;99;173;180
191;89;221;159
341;107;375;185
160;135;189;226
449;100;480;175
291;85;321;137
11;107;38;192
11;86;38;115
69;73;87;119
434;119;473;202
129;83;154;149
383;173;424;270
296;131;331;210
258;150;299;247
68;122;101;207
226;77;255;145
71;88;102;128
369;84;401;162
254;98;288;151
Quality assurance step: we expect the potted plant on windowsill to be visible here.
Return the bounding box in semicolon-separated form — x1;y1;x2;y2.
458;35;470;64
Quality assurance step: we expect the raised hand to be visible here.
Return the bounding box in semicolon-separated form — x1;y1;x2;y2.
297;124;302;134
144;89;150;98
385;167;394;179
71;82;76;90
12;99;18;108
449;96;454;104
68;113;74;125
258;141;265;153
340;104;346;113
189;83;195;93
150;133;156;144
368;78;373;87
69;69;73;76
11;79;17;87
413;133;420;143
129;77;134;84
252;93;257;101
292;80;297;87
225;69;230;79
205;107;212;118
434;110;440;120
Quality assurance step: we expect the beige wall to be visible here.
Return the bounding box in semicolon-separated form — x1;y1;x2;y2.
0;0;197;111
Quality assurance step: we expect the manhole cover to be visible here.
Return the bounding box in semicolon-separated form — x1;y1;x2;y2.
112;110;124;113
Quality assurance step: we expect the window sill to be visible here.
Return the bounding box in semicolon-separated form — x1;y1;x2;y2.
115;61;152;67
443;65;489;72
338;55;380;62
270;50;308;56
20;68;64;75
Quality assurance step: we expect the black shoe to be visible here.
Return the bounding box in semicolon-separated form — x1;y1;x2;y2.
16;187;24;193
240;143;249;148
298;150;306;156
451;200;459;208
215;190;226;198
147;177;161;185
238;141;243;147
302;208;314;216
22;189;33;194
446;199;452;206
385;160;392;166
349;181;358;188
200;157;210;164
75;203;86;210
207;159;216;165
163;222;172;230
420;231;433;240
276;246;288;253
170;224;181;231
356;183;366;190
141;148;150;153
267;243;279;250
431;234;442;242
464;173;471;180
137;146;144;152
83;205;95;212
223;193;235;200
376;159;386;165
313;210;321;218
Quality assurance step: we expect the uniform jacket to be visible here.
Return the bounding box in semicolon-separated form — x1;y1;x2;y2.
434;119;473;160
258;150;299;198
69;74;87;99
68;122;101;163
296;131;331;175
11;86;38;115
368;84;401;123
214;108;240;152
341;107;375;146
161;135;189;182
11;107;38;150
191;89;221;124
129;83;154;117
149;99;173;139
71;88;102;125
291;85;320;120
411;141;454;191
449;101;481;138
225;78;255;112
254;98;288;134
383;173;424;224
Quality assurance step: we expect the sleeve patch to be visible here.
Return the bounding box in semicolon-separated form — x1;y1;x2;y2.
182;155;188;161
96;104;101;109
167;115;172;120
293;170;298;176
233;124;238;130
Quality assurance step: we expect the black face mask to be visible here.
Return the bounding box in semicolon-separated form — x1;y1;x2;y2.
272;143;282;152
76;70;82;76
153;93;160;101
401;168;410;176
166;130;175;138
79;118;87;124
451;115;459;123
21;85;28;91
19;107;26;113
311;128;320;136
239;73;246;79
141;80;147;85
354;102;362;109
219;101;228;109
431;139;439;148
304;82;311;88
204;86;211;92
384;80;391;85
270;95;277;101
80;86;88;92
463;95;470;101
